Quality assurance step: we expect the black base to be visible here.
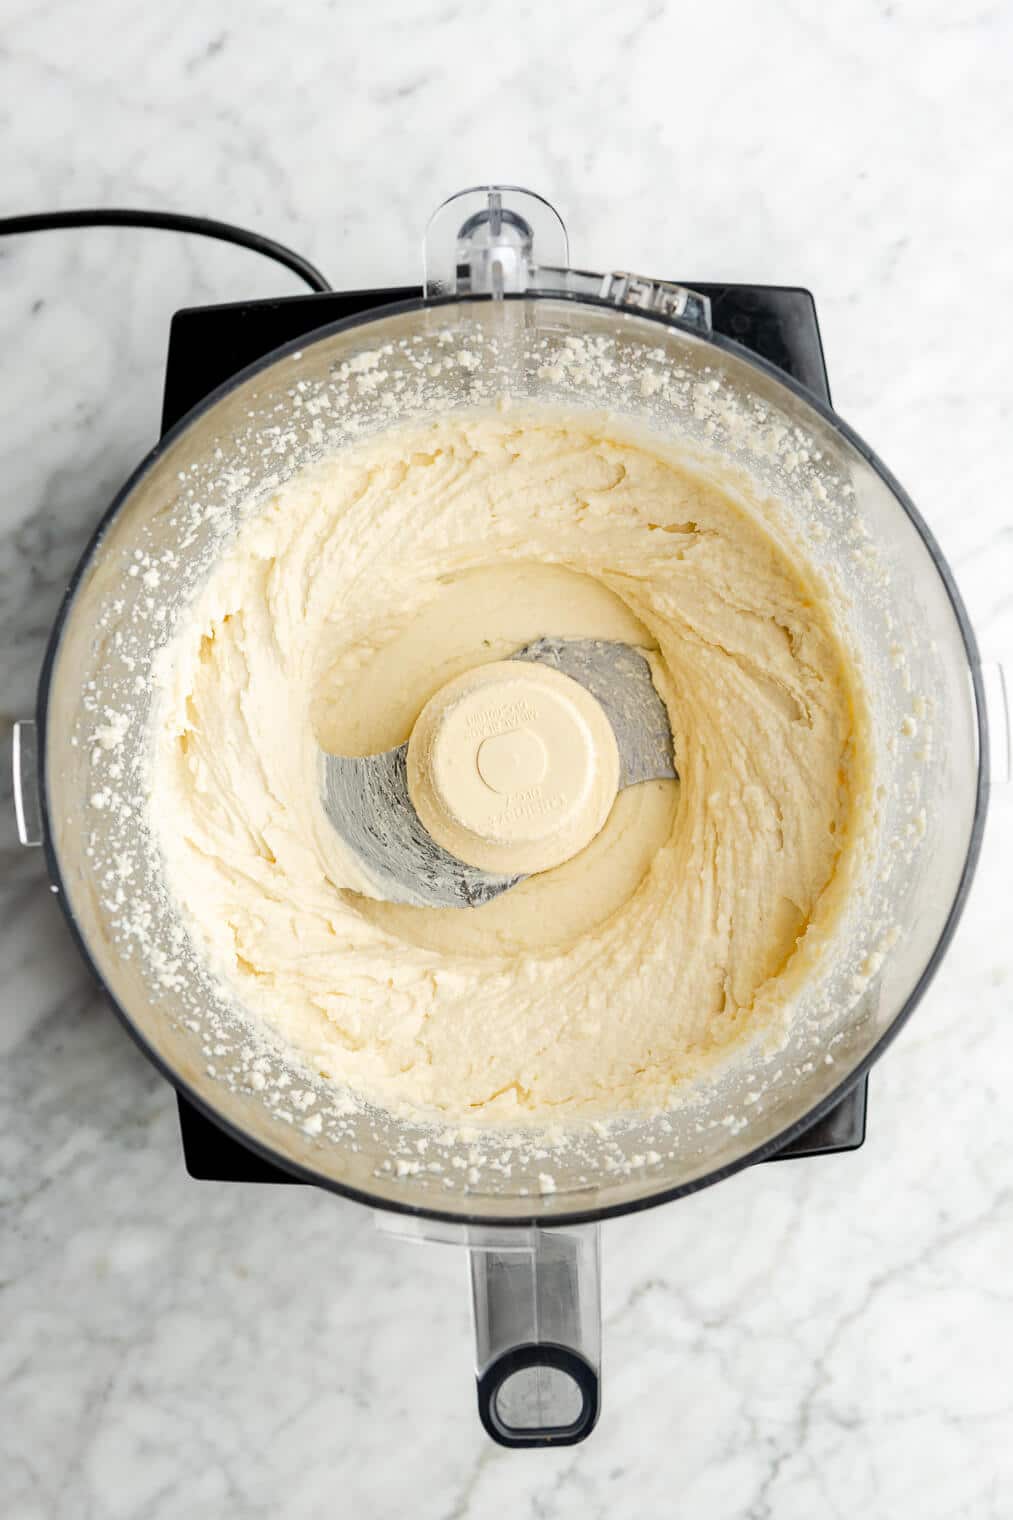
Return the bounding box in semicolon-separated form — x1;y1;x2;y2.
162;279;867;1184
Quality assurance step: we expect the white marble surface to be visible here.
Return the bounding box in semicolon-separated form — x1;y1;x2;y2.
2;2;1012;1515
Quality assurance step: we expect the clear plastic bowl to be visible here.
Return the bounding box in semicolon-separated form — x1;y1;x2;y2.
34;291;988;1223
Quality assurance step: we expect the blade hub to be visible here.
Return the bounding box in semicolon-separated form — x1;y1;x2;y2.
406;661;620;876
319;637;676;909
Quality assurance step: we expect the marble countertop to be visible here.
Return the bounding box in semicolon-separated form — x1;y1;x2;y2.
2;2;1012;1516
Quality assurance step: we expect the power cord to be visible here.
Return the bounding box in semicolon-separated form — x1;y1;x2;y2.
0;208;332;294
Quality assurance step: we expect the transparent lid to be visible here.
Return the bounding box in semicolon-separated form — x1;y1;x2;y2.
37;193;987;1225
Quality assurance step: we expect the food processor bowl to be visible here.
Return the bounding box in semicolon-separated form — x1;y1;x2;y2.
15;188;997;1443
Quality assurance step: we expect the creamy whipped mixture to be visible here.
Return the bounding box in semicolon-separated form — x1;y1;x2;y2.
151;406;868;1123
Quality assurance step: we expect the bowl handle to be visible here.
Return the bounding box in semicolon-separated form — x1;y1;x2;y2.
375;1212;602;1445
469;1223;601;1447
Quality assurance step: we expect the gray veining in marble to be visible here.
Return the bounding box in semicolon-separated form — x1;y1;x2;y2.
2;2;1012;1516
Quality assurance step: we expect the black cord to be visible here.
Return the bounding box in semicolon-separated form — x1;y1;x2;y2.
0;208;332;294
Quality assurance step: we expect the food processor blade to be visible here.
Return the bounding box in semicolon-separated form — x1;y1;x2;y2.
513;638;676;788
319;637;676;907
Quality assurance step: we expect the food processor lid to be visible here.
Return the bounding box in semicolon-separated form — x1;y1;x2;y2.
424;184;712;331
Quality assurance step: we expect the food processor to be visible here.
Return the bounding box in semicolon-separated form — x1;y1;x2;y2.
12;187;1004;1446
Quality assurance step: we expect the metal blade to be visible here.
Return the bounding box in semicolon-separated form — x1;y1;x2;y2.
511;638;676;787
320;742;521;908
320;638;676;908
